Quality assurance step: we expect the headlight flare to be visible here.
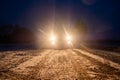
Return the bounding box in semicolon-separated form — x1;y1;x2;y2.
65;35;72;45
66;35;71;41
50;34;57;45
50;35;56;41
67;40;71;44
51;41;55;45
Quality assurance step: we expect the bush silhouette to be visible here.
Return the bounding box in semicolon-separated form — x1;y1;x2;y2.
0;24;35;44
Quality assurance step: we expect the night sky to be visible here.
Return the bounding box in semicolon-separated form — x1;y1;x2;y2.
0;0;120;40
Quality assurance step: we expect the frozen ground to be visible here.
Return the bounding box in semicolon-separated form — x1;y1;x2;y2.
0;49;120;80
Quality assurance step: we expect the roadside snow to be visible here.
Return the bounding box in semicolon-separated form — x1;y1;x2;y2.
75;49;120;70
11;50;51;74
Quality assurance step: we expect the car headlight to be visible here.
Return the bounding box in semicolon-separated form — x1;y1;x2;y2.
66;35;72;44
50;34;56;45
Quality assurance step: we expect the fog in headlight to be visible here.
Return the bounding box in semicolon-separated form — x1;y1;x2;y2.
66;36;71;41
50;33;56;45
66;35;72;41
51;41;55;45
50;35;56;41
67;40;71;44
66;35;72;45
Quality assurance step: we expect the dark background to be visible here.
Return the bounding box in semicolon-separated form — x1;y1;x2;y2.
0;0;120;44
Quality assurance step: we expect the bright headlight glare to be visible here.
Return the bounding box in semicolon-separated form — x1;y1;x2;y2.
50;34;56;45
66;35;72;41
50;35;56;41
51;41;55;45
67;40;71;44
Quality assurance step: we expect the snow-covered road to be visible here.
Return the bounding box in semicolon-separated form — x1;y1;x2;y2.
0;49;120;80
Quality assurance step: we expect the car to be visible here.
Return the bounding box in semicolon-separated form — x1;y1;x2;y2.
48;30;73;49
38;26;80;49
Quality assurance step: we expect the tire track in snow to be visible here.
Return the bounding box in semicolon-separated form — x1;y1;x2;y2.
11;50;52;74
74;49;120;70
36;50;78;79
36;49;90;80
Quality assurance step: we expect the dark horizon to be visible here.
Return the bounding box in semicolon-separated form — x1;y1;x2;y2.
0;0;120;40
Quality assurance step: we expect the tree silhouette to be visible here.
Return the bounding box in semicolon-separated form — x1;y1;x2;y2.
0;24;35;44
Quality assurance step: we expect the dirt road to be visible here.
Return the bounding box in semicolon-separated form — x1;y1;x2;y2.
0;49;120;80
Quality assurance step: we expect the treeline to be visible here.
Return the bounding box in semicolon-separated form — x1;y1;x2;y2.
85;39;120;44
0;24;36;44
